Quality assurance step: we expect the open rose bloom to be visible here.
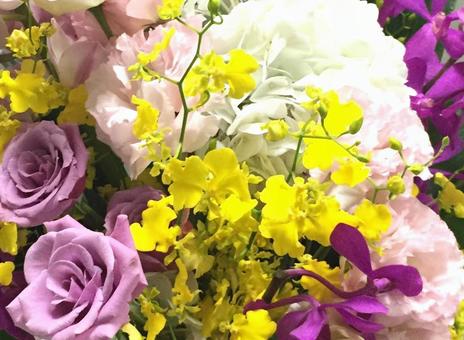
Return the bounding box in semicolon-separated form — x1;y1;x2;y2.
1;0;464;339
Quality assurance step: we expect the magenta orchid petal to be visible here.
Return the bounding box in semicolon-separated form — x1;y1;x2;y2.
335;308;385;334
431;0;447;15
325;296;388;315
370;265;423;297
396;0;431;19
442;29;464;59
330;224;372;275
277;308;327;340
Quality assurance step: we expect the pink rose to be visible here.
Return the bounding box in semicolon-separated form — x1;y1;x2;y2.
48;11;108;88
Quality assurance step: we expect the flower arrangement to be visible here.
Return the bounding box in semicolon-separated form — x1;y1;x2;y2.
0;0;464;339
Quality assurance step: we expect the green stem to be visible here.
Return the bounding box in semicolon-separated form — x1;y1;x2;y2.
175;17;200;34
313;245;330;260
176;20;216;157
287;121;312;182
168;322;178;340
90;5;113;39
423;58;457;93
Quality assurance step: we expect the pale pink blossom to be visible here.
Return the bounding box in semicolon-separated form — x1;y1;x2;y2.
32;0;105;16
48;10;108;88
103;0;162;35
86;17;219;178
0;0;21;11
343;197;464;339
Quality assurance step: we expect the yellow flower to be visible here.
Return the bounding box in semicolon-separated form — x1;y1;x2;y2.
322;90;363;137
0;262;14;286
0;222;18;256
171;258;200;319
202;148;255;218
132;96;160;140
304;196;355;247
262;119;289;142
157;0;184;20
0;60;66;114
121;323;144;340
451;300;464;340
0;107;21;160
386;175;406;196
258;176;307;258
172;232;215;278
331;158;370;187
164;156;209;211
184;49;259;99
259;175;355;256
435;173;464;218
173;259;197;305
145;313;166;340
136;289;167;340
129;28;175;81
302;123;351;171
130;197;180;252
297;255;341;302
58;85;95;126
6;23;54;58
353;199;392;242
85;147;96;189
229;310;276;340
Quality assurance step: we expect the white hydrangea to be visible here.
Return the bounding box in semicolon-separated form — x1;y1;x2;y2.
207;0;433;179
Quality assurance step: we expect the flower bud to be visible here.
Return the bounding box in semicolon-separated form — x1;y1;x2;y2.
389;137;403;151
409;163;425;175
387;175;406;195
208;0;221;15
262;120;289;142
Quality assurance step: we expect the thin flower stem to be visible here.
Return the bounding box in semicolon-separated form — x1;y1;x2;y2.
90;5;113;39
175;17;200;34
168;323;177;340
176;19;216;157
423;58;457;93
287;121;312;182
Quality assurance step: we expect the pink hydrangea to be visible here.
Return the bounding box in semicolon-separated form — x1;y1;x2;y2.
85;17;219;178
343;197;464;339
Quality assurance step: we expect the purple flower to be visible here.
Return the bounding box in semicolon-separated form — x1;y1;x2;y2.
0;263;33;340
6;215;146;339
245;225;423;340
104;185;162;233
245;295;387;340
329;224;423;298
381;0;464;162
0;121;88;227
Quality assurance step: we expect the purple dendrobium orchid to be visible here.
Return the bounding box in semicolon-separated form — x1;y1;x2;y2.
245;295;388;340
245;224;423;340
329;224;423;298
275;224;423;299
381;1;464;163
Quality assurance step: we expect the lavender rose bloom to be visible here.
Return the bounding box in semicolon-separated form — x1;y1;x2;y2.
105;185;162;232
0;121;87;227
6;215;147;339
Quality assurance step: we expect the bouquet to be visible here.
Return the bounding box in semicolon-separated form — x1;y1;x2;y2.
0;0;464;339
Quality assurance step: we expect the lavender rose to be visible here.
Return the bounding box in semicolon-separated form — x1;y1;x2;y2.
0;121;87;227
104;185;162;232
6;215;147;339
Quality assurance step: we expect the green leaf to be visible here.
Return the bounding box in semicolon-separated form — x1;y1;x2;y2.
441;211;464;249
